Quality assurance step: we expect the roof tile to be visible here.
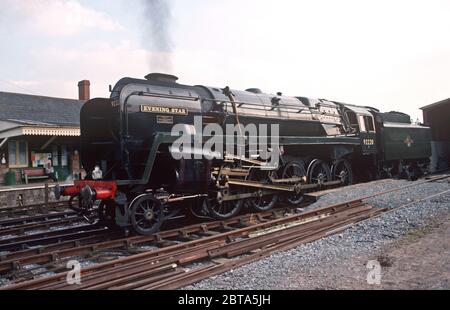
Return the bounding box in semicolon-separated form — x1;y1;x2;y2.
0;91;85;126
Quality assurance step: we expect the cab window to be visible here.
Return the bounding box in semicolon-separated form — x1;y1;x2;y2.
358;115;367;132
346;111;360;133
346;111;358;127
364;116;375;132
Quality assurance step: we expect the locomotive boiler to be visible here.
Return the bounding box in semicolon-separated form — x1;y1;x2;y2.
56;73;431;235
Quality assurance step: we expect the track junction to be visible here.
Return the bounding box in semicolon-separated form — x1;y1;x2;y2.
0;173;448;290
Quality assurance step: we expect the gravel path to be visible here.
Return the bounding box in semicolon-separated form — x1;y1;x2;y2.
184;175;450;290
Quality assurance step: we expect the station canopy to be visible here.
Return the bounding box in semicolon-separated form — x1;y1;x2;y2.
0;119;80;139
0;91;84;140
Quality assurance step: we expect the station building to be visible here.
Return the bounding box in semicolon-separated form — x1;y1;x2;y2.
0;81;90;186
421;98;450;172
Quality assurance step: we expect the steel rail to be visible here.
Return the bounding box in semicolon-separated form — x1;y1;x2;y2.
47;177;450;289
0;201;72;217
0;215;88;237
0;211;77;229
151;187;450;290
0;225;108;252
1;173;448;289
0;206;295;274
3;199;365;290
48;205;382;290
144;210;383;290
353;174;449;202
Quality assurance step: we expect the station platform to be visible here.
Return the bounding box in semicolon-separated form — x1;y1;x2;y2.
0;181;73;208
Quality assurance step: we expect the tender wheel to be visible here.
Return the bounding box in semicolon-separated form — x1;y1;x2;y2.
98;200;118;229
130;195;164;236
247;168;278;211
282;161;306;205
331;159;353;186
307;160;331;185
378;167;391;179
405;163;419;181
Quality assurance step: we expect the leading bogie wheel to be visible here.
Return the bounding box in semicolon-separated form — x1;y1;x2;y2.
130;194;164;235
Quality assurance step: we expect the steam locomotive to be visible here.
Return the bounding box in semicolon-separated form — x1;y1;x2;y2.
56;73;431;235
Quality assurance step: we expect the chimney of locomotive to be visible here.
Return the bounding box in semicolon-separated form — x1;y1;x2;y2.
145;73;179;84
78;80;91;101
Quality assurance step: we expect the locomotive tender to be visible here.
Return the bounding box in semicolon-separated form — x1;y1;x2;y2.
57;73;431;235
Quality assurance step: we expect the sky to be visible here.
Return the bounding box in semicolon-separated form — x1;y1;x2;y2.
0;0;449;122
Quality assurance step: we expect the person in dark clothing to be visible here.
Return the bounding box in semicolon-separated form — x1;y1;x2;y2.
45;163;58;182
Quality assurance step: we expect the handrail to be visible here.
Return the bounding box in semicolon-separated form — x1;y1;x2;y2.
214;100;309;115
206;100;343;120
204;97;306;112
136;91;200;102
203;97;340;112
203;97;342;117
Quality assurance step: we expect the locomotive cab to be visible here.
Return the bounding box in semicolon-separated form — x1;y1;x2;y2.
341;104;378;155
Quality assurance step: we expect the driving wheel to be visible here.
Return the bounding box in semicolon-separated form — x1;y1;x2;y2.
282;161;306;205
205;188;244;220
307;160;331;185
247;168;278;211
331;159;353;186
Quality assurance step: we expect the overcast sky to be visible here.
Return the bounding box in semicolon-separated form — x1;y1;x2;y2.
1;0;449;121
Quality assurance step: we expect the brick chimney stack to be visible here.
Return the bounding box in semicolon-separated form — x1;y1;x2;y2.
78;80;90;101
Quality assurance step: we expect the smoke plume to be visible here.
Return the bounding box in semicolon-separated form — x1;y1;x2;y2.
141;0;174;73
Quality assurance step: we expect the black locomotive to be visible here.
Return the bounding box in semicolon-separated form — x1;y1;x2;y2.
57;73;431;235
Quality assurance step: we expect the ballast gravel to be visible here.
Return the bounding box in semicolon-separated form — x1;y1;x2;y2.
184;175;450;290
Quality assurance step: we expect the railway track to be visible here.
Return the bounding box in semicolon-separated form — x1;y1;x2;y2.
0;214;85;237
3;199;381;290
0;211;83;238
0;199;80;238
0;199;96;241
0;201;71;218
0;206;298;278
0;224;108;253
1;173;448;289
1;210;77;228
